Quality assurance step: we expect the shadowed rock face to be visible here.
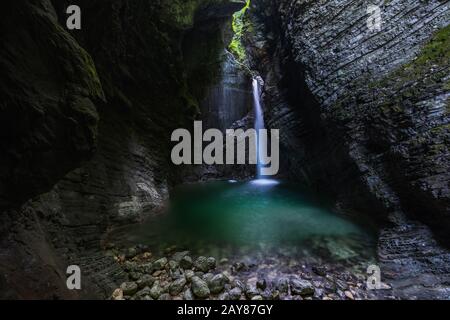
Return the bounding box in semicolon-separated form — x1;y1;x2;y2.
244;0;450;298
0;0;246;299
0;0;104;210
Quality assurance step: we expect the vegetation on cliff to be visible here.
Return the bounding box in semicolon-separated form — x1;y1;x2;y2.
375;24;450;96
229;0;251;62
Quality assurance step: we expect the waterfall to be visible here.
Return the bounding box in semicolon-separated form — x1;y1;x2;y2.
253;77;266;179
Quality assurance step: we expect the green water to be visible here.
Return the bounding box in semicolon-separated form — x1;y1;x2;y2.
113;180;377;264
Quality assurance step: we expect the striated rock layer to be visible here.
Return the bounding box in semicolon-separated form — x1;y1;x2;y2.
244;0;450;298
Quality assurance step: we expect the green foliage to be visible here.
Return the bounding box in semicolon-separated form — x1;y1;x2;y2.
229;0;251;62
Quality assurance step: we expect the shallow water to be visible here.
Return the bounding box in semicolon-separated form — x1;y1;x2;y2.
111;180;377;267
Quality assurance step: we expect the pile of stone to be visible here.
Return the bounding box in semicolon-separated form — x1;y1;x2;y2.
110;245;386;300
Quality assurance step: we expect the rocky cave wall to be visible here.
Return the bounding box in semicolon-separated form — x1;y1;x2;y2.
246;0;450;237
244;0;450;298
0;0;246;299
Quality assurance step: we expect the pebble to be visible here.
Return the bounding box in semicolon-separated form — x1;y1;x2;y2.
112;288;123;300
276;277;289;293
344;290;354;300
169;277;187;296
184;269;195;282
228;287;242;300
191;276;210;299
184;288;194;300
159;293;172;300
168;260;178;270
153;257;168;270
120;282;138;296
245;286;259;299
256;278;267;290
180;255;193;269
150;282;162;299
137;274;155;289
208;274;227;294
290;278;315;296
113;247;377;301
207;257;217;269
194;256;210;272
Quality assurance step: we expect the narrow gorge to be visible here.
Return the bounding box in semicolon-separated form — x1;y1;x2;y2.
0;0;449;300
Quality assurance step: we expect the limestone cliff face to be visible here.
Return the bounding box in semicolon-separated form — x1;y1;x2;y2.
0;0;104;211
0;0;245;299
244;0;450;298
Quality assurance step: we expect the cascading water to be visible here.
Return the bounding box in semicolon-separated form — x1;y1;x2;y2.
252;77;266;180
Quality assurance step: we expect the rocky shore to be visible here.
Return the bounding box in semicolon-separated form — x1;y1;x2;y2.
109;244;393;300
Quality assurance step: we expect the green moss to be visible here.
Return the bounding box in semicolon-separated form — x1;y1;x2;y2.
365;25;450;114
431;123;450;134
229;0;251;62
402;24;450;75
77;47;104;99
